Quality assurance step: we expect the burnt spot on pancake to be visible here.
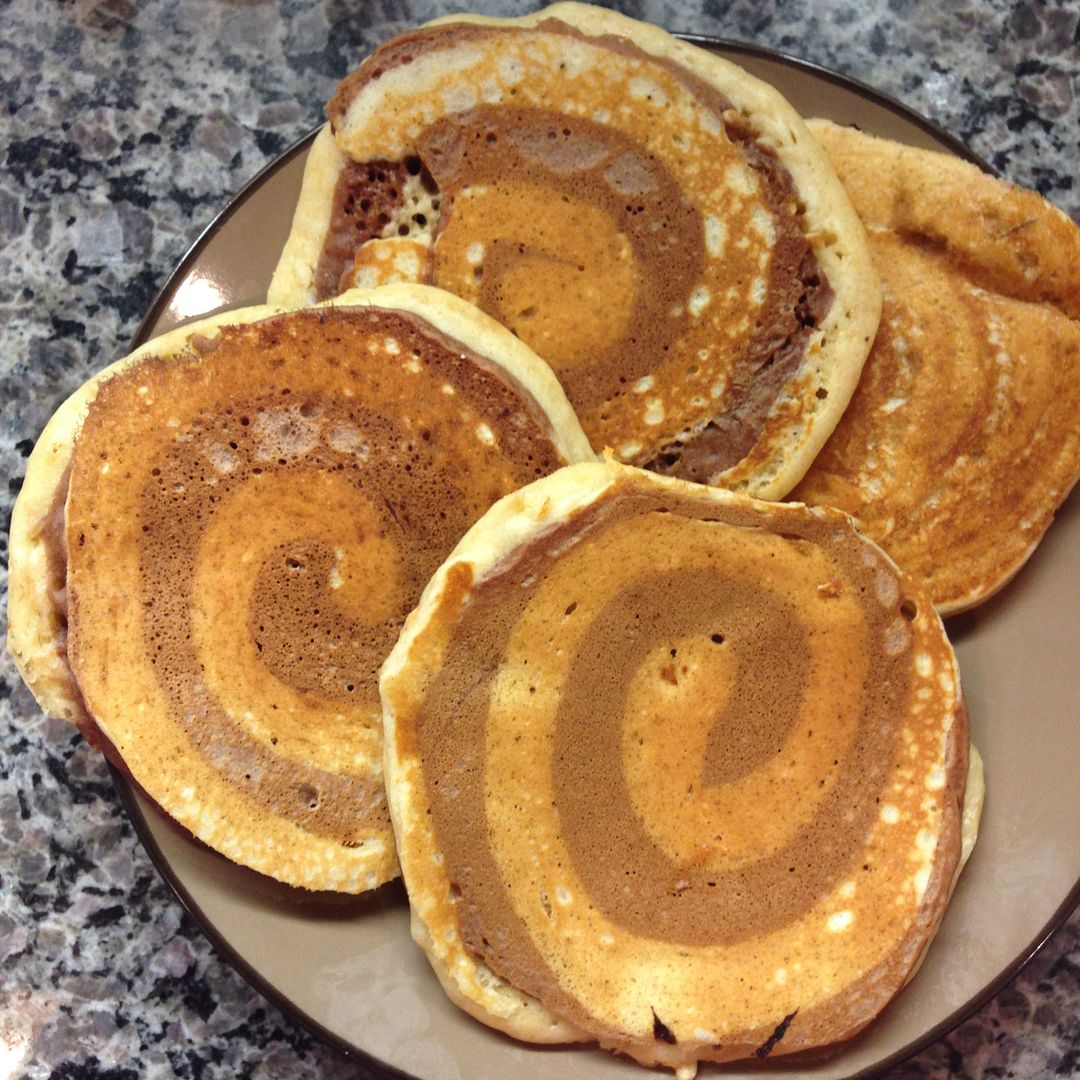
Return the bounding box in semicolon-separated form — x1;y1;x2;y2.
754;1009;798;1058
652;1009;677;1044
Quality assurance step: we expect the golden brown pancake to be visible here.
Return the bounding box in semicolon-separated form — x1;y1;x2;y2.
270;3;881;499
7;284;594;892
792;120;1080;614
381;460;971;1071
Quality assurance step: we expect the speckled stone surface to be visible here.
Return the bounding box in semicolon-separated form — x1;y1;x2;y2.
2;1;1078;1077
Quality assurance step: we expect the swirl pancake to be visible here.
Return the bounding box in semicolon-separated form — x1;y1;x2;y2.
381;461;973;1071
269;3;881;498
792;120;1080;614
7;284;594;892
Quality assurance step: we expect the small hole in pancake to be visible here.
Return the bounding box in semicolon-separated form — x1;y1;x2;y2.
900;599;918;621
299;402;320;418
815;387;828;400
711;633;725;645
286;557;305;570
449;883;462;900
564;601;578;616
485;133;497;144
298;784;319;809
405;155;422;175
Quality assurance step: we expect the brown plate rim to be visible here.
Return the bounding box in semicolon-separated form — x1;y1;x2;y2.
111;34;1075;1080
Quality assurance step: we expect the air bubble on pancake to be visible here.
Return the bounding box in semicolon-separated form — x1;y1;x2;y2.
476;422;496;446
883;617;911;657
880;803;900;824
875;570;900;608
206;443;238;475
628;76;668;106
704;215;727;256
384;337;401;355
466;241;485;266
827;910;853;933
750;204;776;247
253;406;320;462
497;54;525;85
688;286;710;318
644;400;665;426
725;162;758;197
603;151;657;196
750;277;767;305
925;763;946;791
619;441;642;459
442;83;478;114
326;422;369;458
633;375;654;394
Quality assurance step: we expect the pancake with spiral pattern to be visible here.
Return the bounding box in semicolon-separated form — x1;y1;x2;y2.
381;460;972;1070
7;284;594;893
269;2;881;498
791;120;1080;614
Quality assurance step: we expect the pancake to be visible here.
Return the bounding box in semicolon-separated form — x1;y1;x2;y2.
791;120;1080;614
380;460;974;1071
269;2;881;499
7;284;594;892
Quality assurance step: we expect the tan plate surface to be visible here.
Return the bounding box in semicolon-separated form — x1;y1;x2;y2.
116;42;1080;1080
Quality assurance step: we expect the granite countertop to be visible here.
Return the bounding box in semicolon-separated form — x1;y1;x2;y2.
2;1;1078;1077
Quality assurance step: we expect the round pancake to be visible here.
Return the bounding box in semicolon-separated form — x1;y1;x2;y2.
380;460;971;1071
269;2;881;499
792;120;1080;614
8;284;594;893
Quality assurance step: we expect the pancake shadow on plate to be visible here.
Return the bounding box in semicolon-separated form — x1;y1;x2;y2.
114;766;408;919
945;486;1080;644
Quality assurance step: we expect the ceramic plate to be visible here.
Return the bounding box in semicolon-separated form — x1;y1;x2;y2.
112;40;1080;1080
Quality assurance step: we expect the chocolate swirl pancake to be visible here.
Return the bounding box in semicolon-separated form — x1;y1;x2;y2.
269;2;881;498
792;121;1080;614
7;284;594;892
381;460;974;1071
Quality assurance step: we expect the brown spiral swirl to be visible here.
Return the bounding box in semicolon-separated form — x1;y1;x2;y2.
64;303;571;891
388;465;967;1060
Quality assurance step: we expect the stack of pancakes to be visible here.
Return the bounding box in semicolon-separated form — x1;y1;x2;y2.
9;1;1080;1073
